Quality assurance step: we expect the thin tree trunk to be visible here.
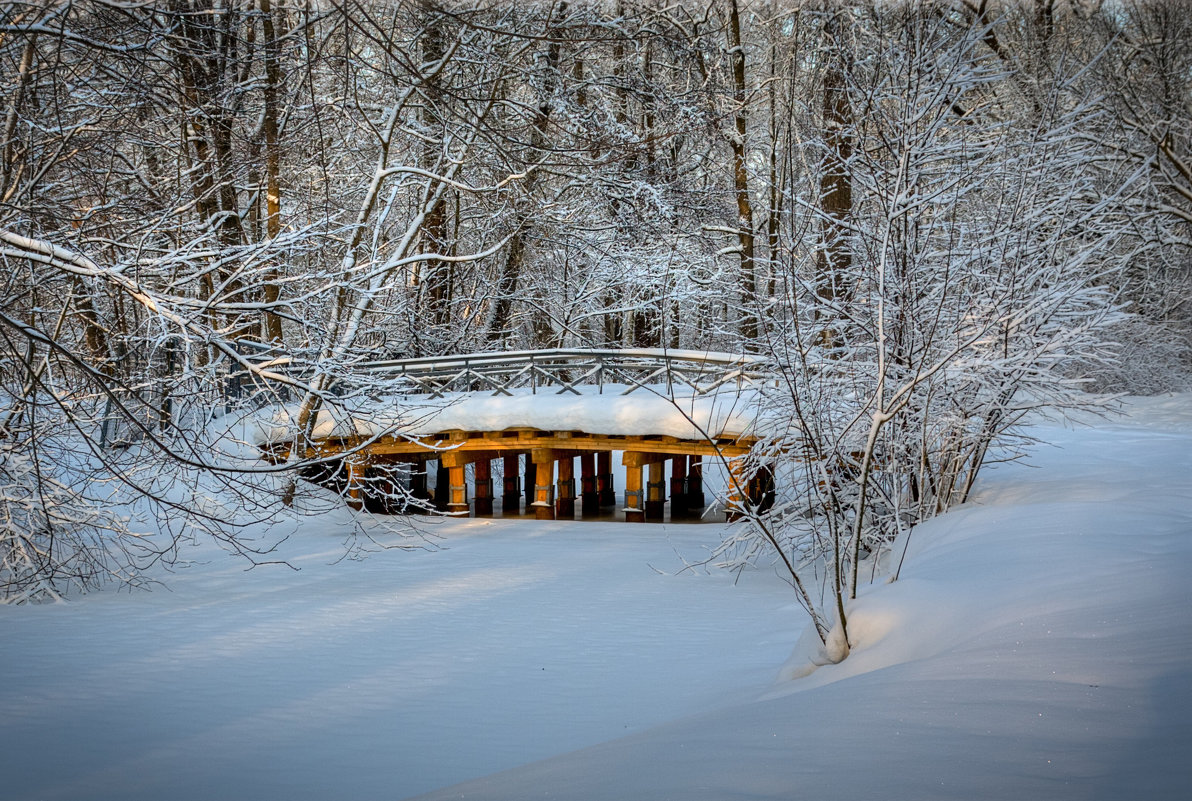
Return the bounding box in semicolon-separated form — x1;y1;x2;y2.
0;35;37;203
487;5;562;344
727;0;758;345
261;0;285;343
816;10;853;313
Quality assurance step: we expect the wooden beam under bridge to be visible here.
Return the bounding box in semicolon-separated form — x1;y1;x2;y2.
321;430;756;460
271;428;763;522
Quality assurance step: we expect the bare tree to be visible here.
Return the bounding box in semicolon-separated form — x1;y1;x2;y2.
0;0;1168;610
711;5;1133;662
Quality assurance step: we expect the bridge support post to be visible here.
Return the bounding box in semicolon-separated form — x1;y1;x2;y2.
597;451;615;507
447;465;469;516
502;454;521;513
646;461;666;521
372;461;405;514
532;454;556;520
725;458;748;521
345;456;366;511
751;464;776;514
580;453;598;517
687;455;705;510
670;456;688;519
556;456;576;519
624;461;644;523
473;458;493;516
409;459;430;510
524;456;535;510
434;461;450;512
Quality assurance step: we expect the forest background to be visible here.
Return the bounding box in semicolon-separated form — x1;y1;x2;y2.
1;0;1189;635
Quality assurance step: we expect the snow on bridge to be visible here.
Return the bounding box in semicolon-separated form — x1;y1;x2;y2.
259;349;774;522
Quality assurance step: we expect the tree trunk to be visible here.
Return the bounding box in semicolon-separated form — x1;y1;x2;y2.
727;0;758;345
261;0;285;343
486;4;562;345
420;1;453;336
817;10;853;310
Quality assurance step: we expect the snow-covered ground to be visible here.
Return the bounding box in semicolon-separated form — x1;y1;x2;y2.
2;396;1190;800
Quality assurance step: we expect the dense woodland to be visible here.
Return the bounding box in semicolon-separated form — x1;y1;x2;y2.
1;1;1190;638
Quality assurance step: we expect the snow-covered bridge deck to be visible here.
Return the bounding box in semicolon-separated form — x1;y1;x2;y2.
261;349;772;522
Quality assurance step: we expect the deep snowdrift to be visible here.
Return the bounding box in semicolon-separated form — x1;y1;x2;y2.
1;396;1189;801
412;395;1192;801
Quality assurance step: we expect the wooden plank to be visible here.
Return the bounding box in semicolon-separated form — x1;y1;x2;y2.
622;450;682;468
439;449;499;468
532;447;585;463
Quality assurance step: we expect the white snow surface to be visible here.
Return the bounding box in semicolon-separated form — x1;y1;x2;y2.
254;385;762;444
2;395;1190;800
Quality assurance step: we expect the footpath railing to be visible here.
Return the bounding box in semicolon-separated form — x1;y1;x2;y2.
342;348;766;398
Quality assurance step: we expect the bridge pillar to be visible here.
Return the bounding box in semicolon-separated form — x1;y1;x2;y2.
725;458;748;521
624;461;645;523
524;455;535;510
447;465;469;516
532;455;556;520
344;455;366;511
409;459;430;509
433;461;450;512
597;451;615;507
670;455;688;519
556;455;576;519
751;464;776;514
473;457;494;516
580;453;598;516
369;461;405;514
687;455;705;510
502;454;521;513
646;461;666;521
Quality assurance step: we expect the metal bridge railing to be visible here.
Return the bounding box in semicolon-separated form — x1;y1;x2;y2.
239;346;767;399
347;348;767;398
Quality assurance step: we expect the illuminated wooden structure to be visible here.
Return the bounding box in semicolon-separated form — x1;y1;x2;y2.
261;348;773;522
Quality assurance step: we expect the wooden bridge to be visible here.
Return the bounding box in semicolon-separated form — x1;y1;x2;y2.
261;348;775;522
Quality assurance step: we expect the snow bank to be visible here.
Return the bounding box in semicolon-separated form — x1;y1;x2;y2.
2;395;1189;801
411;395;1192;800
